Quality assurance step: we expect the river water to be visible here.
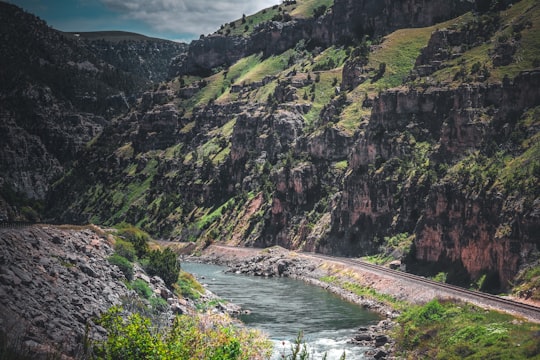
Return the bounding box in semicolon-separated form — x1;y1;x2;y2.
183;262;381;360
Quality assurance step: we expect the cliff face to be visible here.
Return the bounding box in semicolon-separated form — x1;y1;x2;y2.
73;32;187;83
0;3;186;221
320;0;474;44
171;0;474;77
333;70;540;286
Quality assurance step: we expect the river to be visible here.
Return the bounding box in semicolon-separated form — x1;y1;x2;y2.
183;262;381;360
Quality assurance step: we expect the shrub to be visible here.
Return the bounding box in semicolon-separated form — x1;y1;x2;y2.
130;279;153;299
144;248;180;286
107;254;133;280
174;270;205;300
113;238;136;261
115;223;150;258
313;5;327;18
149;296;168;312
94;307;272;360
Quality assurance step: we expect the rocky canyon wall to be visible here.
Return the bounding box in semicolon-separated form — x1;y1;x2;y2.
332;69;540;287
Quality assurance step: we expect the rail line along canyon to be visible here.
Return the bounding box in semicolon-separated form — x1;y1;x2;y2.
1;0;539;359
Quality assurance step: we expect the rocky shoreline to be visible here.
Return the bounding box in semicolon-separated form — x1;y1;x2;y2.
193;245;400;359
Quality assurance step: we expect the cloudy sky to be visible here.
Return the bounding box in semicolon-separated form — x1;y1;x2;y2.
8;0;280;42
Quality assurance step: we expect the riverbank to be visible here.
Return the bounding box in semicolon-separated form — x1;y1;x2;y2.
190;245;403;359
187;244;540;359
194;245;407;314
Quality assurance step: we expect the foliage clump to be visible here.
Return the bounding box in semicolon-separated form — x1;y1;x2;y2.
143;248;181;287
395;299;540;359
116;223;151;258
107;253;134;280
174;270;205;300
93;306;272;360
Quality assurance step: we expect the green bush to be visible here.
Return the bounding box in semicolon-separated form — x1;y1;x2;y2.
149;296;168;312
144;248;180;286
175;270;205;300
113;238;136;261
107;254;133;280
130;279;153;299
94;306;272;360
116;223;150;258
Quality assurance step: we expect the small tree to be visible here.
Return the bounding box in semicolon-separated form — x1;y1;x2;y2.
313;5;327;18
145;248;180;286
116;224;150;258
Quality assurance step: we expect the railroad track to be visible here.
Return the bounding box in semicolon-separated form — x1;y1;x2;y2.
308;253;540;323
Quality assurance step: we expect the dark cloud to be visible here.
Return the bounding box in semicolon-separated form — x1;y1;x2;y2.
99;0;279;38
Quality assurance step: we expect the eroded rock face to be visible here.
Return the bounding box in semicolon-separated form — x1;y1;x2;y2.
0;226;131;356
170;35;249;77
0;3;186;221
171;0;474;77
0;87;106;204
333;70;540;287
323;0;473;44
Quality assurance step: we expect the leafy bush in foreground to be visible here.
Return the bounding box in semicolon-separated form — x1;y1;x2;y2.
94;306;272;360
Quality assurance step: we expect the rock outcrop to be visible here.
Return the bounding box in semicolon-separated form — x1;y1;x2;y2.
332;69;540;287
73;31;187;83
0;225;132;356
0;3;186;221
319;0;474;44
170;0;474;77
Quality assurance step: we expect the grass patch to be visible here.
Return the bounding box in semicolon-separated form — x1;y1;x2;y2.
320;275;404;309
216;0;334;37
174;270;205;300
301;68;342;125
395;299;540;359
129;278;153;299
364;26;435;90
312;46;349;71
234;50;294;85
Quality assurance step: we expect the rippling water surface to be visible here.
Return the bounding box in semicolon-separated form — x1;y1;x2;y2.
183;262;381;359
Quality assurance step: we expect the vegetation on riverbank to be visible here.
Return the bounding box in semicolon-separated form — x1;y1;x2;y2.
394;299;540;359
93;306;272;360
306;249;540;359
320;275;405;311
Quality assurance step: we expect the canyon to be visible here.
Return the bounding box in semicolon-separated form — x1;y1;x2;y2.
1;0;539;306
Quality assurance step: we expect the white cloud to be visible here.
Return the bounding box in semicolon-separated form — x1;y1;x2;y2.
99;0;280;37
